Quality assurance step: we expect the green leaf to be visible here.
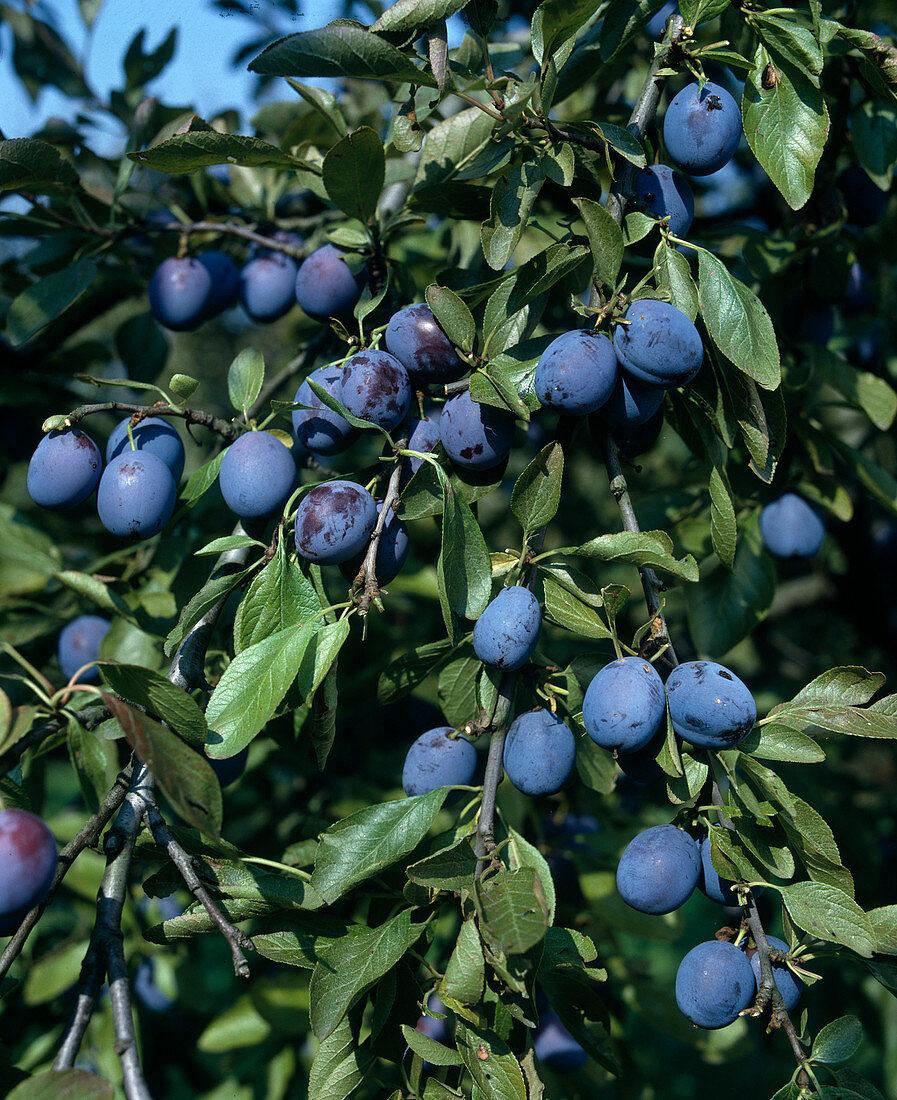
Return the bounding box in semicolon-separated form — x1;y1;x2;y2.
438;655;479;728
402;1023;463;1065
708;467;736;569
475;867;550;955
572;197;625;290
811;1016;863;1065
67;717;114;813
550;530;699;582
511;442;564;532
507;826;556;927
599;0;669;60
249;23;437;87
481;161;546;270
753;13;824;79
310;910;419;1039
742;46;830;211
286;79;349;138
373;0;470;33
740;722;825;763
100;663;207;749
6;258;99;347
542;574;613;640
227;349;265;414
807;345;897;431
426;284;475;354
679;0;730;27
868;906;897;955
53;570;138;625
697;249;780;391
195;535;263;558
322;126;385;223
169;373;200;400
439;481;492;622
180;450;225;506
233;539;320;655
852;96;897;188
441;918;485;1004
778;881;875;957
413;108;499;191
0;138;80;193
8;1068;113;1100
104;695;221;838
129;129;313;173
377;639;455;705
407;837;478;892
655;241;698;321
252;912;345;970
311;789;449;904
307;1012;373;1100
164;563;255;657
537;0;603;64
456;1020;527;1100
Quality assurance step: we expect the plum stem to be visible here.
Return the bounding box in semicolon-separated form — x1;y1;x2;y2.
355;433;409;616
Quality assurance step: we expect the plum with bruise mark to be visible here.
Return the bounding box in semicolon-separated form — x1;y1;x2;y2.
340;502;410;584
239;253;299;322
385;303;466;384
57;615;111;682
148;256;213;331
294;243;367;321
616;824;700;914
292;366;359;456
634;164;695;236
197;250;240;318
663;81;742;176
473;586;542;671
503;709;576;796
666;660;756;749
613;299;703;388
760;493;825;559
440;391;515;471
106;416;185;483
338;349;411;430
675;940;756;1029
294;479;377;564
402;727;477;796
27;429;102;511
582;656;666;753
749;935;802;1012
219;431;296;520
0;809;58;935
97;452;177;540
534;330;619;415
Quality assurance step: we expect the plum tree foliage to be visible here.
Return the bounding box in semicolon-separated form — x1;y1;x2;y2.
2;0;897;1098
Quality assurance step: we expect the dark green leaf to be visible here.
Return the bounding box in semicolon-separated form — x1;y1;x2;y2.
439;481;492;621
402;1024;463;1065
511;442;564;532
441;918;485;1004
572;197;624;289
475;867;550;955
811;1016;863;1064
307;1012;373;1100
0;138;80;193
655;241;698;321
129;129;313;173
233;539;320;655
8;1069;113;1100
426;284;475;354
456;1020;527;1099
6;258;99;347
100;663;207;749
374;0;470;33
322;126;385;223
481;162;546;270
407;837;478;891
550;530;699;581
779;882;874;957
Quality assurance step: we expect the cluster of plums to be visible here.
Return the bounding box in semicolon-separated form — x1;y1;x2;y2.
148;242;367;331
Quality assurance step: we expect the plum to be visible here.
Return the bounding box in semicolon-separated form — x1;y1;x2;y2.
838;164;889;228
340;502;410;584
402;727;477;796
385;303;466;384
148;256;213;331
294;243;367;322
97;451;177;540
57;615;111;682
294;479;377;564
197;250;240;317
596;371;666;428
675;940;756;1028
634;164;695;236
612;409;665;458
0;809;58;935
749;935;802;1012
666;661;757;749
106;416;185;483
473;586;542;671
613;299;703;387
27;428;102;511
219;431;296;520
534;330;619;415
646;1;677;38
582;656;666;753
534;1012;588;1071
616;824;700;914
239;253;299;322
503;709;576;796
404;416;441;478
663;81;742;176
292;366;359;456
616;735;664;784
338;349;411;430
415;992;450;1045
759;493;825;559
439;391;515;471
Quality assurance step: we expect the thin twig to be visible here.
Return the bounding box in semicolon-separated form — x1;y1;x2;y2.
62;401;239;442
354;437;408;615
150;220;306;259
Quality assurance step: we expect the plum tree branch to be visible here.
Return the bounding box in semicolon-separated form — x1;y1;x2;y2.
61;400;239;442
354;436;408;616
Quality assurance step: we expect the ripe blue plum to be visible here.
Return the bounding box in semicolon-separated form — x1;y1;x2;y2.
148;257;213;331
597;372;666;428
663;81;742;176
760;493;825;559
675;940;756;1028
616;824;700;914
0;809;58;934
613;299;703;387
415;993;450;1045
27;429;102;511
582;656;666;753
666;661;757;749
534;330;618;415
106;416;185;483
294;243;367;321
197;250;240;317
697;827;764;907
404;416;441;478
219;431;296;520
338;349;411;429
473;586;542;671
534;1012;588;1071
239;253;299;322
292;366;359;456
208;746;249;788
634;164;695;236
502;710;576;796
838;165;889;228
646;1;677;38
58;615;111;682
340;502;410;584
749;936;802;1012
385;303;466;383
97;451;177;540
294;479;377;564
613;410;665;458
440;391;515;470
402;727;477;796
